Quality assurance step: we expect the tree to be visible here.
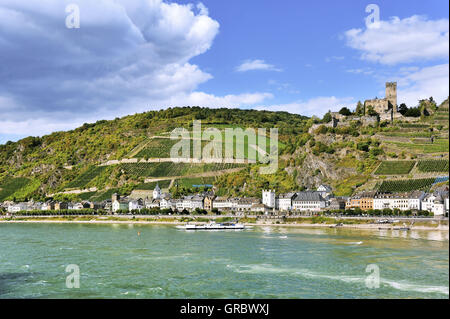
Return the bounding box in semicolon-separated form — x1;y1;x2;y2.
322;111;332;123
398;103;408;115
339;107;352;116
355;101;365;116
366;105;378;116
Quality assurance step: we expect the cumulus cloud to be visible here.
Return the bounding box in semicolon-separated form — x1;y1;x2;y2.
0;0;274;140
345;15;449;65
235;59;282;72
396;63;449;107
255;96;356;117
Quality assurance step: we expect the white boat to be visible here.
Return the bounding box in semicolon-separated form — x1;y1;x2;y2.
176;221;250;230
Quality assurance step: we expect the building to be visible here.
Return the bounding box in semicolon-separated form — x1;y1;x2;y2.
346;191;376;210
277;192;296;211
236;197;260;212
212;196;232;211
153;184;161;200
7;202;28;213
129;199;144;211
262;190;276;209
328;197;347;210
292;192;326;212
364;82;400;122
422;191;448;216
204;195;216;211
317;185;332;198
112;199;129;212
373;191;425;211
54;202;69;210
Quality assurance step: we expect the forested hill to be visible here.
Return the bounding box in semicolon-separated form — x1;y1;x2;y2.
0;100;448;203
0;107;310;201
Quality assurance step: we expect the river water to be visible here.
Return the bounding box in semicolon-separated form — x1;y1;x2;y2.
0;223;448;298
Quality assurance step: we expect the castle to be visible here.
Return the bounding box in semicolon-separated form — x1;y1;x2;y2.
364;82;402;121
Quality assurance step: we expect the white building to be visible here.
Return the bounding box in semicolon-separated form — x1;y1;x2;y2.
317;185;332;198
278;192;296;211
112;199;129;212
373;191;425;211
262;190;276;209
153;184;161;200
421;191;448;216
292;192;326;212
212;196;232;211
129;199;144;211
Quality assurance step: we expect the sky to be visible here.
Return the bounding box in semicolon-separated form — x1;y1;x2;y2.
0;0;448;144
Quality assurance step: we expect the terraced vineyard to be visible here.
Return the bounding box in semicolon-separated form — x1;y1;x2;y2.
120;162;245;178
374;161;416;175
89;188;120;202
65;166;107;189
175;177;216;188
378;178;436;192
417;159;449;173
0;177;30;201
135;180;172;190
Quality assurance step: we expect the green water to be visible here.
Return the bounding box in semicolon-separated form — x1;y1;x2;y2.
0;223;448;298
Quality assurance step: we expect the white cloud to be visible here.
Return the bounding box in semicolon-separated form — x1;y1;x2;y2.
396;63;449;106
255;96;355;117
345;15;449;65
235;59;282;72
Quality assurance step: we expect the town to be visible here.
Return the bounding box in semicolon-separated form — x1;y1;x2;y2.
2;183;449;218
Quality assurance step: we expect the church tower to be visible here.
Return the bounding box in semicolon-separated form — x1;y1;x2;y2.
153;183;161;199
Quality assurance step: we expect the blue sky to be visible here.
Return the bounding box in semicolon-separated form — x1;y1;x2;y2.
0;0;448;143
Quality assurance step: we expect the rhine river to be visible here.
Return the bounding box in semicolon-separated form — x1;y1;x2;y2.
0;223;448;298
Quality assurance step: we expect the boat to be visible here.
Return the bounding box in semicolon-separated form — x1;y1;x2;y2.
176;221;249;230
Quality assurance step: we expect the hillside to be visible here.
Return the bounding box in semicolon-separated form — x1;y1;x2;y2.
0;99;448;202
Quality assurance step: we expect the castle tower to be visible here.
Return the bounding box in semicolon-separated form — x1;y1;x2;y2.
385;82;397;112
262;189;276;208
112;193;119;202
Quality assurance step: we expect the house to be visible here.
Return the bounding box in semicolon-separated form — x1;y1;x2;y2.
204;195;216;211
277;192;296;211
54;202;69;210
250;203;269;213
191;195;205;210
129;199;144;211
292;192;326;212
41;201;55;211
373;191;425;211
145;198;160;209
212;196;232;211
328;197;346;210
112;199;129;212
346;191;376;210
317;185;332;198
236;197;260;212
7;202;28;213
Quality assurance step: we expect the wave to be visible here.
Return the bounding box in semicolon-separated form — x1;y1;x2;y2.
226;263;448;295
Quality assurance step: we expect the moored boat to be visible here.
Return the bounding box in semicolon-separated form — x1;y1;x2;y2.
176;221;249;230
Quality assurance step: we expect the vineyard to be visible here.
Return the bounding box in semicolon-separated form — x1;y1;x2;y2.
120;162;245;178
135;180;172;190
175;177;216;188
65;166;107;189
134;136;270;161
377;178;436;192
0;177;30;201
417;159;449;172
374;161;416;175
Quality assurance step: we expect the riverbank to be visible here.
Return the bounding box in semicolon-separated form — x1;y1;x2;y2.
1;216;448;231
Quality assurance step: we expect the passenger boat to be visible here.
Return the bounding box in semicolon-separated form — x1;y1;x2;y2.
176;221;249;230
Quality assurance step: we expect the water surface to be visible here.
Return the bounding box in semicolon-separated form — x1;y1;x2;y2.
0;223;448;298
